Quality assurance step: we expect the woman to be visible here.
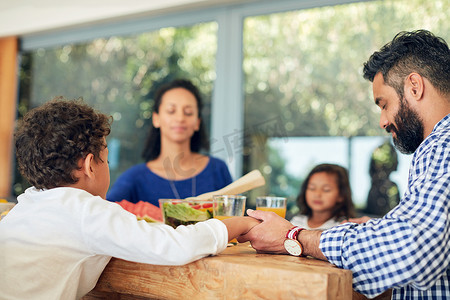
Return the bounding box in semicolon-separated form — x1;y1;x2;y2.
107;79;232;207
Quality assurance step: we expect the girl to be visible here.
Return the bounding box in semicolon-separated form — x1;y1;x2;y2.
290;163;355;230
107;79;232;207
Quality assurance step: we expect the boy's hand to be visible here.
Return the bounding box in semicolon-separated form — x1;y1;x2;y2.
240;216;261;236
219;216;261;242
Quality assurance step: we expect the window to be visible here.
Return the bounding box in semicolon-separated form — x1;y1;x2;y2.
15;23;217;195
16;0;449;215
242;0;449;213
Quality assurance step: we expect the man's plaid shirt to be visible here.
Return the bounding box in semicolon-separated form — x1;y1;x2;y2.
320;114;450;299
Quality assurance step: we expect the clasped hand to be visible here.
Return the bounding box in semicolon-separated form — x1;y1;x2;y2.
238;209;293;254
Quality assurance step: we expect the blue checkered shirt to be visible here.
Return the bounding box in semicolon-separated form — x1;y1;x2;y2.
320;114;450;299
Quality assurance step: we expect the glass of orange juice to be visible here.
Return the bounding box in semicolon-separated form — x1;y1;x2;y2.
255;196;287;218
212;195;246;245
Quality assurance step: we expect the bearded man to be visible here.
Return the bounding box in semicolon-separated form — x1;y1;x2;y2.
240;30;450;299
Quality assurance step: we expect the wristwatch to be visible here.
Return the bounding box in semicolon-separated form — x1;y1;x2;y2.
284;226;305;256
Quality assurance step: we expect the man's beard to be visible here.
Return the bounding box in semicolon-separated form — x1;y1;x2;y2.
385;98;424;154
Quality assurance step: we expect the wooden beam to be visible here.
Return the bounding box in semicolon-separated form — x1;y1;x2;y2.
0;37;18;198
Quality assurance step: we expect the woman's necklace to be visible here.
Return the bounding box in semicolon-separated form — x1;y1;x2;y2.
164;155;197;199
169;176;196;199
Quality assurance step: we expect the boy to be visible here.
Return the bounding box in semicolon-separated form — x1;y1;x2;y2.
0;98;258;299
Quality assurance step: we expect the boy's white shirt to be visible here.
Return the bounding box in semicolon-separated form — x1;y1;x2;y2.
0;187;228;300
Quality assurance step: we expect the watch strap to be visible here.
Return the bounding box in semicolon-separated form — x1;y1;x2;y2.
286;226;305;240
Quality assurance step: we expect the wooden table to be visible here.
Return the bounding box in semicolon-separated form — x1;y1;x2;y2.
82;243;352;300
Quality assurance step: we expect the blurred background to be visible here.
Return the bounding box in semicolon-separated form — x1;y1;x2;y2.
2;0;449;216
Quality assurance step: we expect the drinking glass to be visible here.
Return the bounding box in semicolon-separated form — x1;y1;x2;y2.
255;196;287;218
212;195;246;244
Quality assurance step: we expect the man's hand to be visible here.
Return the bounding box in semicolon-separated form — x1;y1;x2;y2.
237;209;293;254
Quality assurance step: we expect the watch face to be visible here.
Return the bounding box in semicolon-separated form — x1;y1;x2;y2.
284;239;302;256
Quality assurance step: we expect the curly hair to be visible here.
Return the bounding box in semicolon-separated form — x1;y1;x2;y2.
15;97;112;189
296;163;355;220
142;79;209;161
363;30;450;99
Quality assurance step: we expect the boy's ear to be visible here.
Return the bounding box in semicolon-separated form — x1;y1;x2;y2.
81;153;95;179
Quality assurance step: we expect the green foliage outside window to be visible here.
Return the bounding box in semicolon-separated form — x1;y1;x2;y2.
244;0;449;138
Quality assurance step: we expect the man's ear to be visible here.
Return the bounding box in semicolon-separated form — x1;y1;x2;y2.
405;73;424;101
81;153;95;179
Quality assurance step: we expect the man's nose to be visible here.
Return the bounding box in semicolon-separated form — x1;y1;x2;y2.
379;113;389;129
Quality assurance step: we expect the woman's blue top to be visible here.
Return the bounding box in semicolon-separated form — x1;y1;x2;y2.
106;156;232;207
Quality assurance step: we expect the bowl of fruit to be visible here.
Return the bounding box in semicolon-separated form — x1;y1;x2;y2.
159;199;213;228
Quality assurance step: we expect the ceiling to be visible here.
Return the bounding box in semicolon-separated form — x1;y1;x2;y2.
0;0;253;38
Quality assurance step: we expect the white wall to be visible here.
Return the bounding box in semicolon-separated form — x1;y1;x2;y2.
0;0;252;38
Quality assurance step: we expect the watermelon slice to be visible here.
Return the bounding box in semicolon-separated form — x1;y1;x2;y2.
117;199;163;222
